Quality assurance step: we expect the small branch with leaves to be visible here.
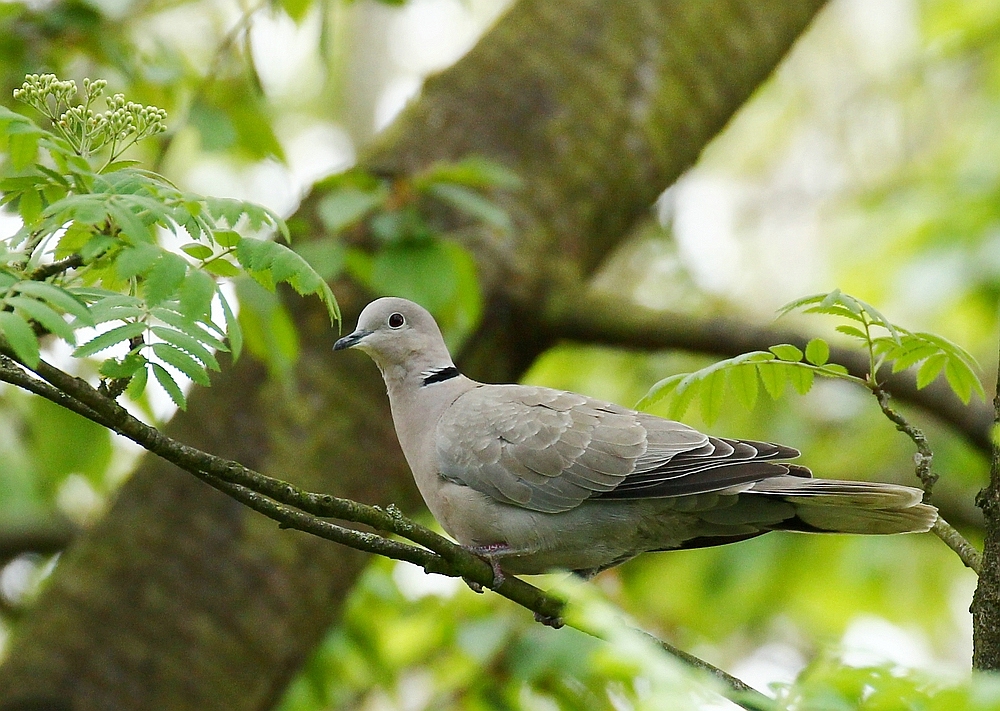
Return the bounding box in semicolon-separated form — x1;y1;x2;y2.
633;289;983;573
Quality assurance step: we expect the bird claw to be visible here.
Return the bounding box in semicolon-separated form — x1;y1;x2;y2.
533;612;564;629
465;543;511;588
463;577;485;594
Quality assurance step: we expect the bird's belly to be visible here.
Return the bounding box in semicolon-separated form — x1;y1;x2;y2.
429;481;692;575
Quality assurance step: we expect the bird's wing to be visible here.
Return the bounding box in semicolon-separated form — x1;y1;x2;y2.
435;384;801;513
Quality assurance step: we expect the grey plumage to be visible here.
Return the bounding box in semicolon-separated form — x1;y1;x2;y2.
335;297;937;576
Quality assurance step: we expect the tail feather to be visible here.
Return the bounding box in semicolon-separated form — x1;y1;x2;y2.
748;475;937;534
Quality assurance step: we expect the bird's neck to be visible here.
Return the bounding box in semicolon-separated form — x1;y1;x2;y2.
383;363;475;466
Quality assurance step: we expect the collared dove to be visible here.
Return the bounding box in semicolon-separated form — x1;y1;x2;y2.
335;297;937;577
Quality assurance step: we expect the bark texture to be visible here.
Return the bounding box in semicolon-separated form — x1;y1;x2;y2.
0;1;827;709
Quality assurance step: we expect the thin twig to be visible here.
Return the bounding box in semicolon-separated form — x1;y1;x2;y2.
874;387;938;496
28;254;84;281
873;386;981;573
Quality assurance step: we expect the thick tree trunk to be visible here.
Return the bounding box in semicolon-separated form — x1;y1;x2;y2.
0;1;827;709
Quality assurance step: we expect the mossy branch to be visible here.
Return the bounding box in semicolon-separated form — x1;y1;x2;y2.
0;350;774;711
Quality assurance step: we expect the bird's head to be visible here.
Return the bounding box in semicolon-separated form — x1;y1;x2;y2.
334;297;454;379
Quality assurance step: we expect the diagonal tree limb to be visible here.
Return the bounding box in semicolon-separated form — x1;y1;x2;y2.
0;352;780;711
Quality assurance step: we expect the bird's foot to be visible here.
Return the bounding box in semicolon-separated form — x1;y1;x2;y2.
533;612;564;629
464;543;512;588
463;578;485;594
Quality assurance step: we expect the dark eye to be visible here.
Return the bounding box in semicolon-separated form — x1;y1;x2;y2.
388;312;405;328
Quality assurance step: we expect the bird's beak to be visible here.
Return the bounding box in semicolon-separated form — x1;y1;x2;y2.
334;329;372;351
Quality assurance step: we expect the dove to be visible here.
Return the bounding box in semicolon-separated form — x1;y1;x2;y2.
334;297;937;578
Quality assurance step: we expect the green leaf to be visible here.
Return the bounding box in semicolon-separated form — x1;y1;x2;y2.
151;326;220;370
317;188;384;233
699;370;726;425
787;365;815;395
18;189;42;225
116;242;163;280
151;342;211;386
417;156;523;191
73;321;147;357
180;243;214;260
143;253;189;306
7;296;76;343
916;353;947;390
944;358;985;404
729;365;759;411
126;362;148;398
9;131;39;170
758;363;786;399
14;282;93;324
151;362;186;409
179;269;216;321
0;311;40;366
427;183;512;231
100;353;146;378
769;344;803;362
218;289;242;360
804;338;829;366
214;229;241;248
106;200;151;242
635;373;684;411
203;258;241;277
834;324;868;341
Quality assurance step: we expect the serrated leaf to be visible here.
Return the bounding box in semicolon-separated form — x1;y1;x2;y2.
667;380;697;420
0;311;40;366
73;321;147;357
916;353;947;390
213;229;240;248
9;131;39;170
699;370;726;425
7;295;76;343
788;365;815;395
151;362;186;409
18;189;42;225
179;269;216;321
150;307;225;348
151;342;211;386
758;363;786;399
769;344;803;362
100;353;146;378
729;364;759;411
203;258;241;277
116;242;163;280
106;200;151;242
636;374;684;411
820;363;850;376
151;326;220;370
143;253;188;306
218;290;242;360
889;342;939;373
180;243;214;260
126;360;148;398
805;338;829;366
835;324;868;341
944;358;985;404
14;282;93;324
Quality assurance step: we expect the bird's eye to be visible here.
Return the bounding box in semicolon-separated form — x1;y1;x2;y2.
388;312;405;328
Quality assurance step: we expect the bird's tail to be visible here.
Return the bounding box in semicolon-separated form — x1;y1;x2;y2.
749;476;938;535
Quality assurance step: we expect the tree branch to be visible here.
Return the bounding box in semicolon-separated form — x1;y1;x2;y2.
0;350;778;710
542;290;993;455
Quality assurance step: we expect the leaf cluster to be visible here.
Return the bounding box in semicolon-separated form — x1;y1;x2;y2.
0;74;338;409
639;289;984;423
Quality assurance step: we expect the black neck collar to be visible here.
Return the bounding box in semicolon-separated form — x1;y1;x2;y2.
421;366;460;386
